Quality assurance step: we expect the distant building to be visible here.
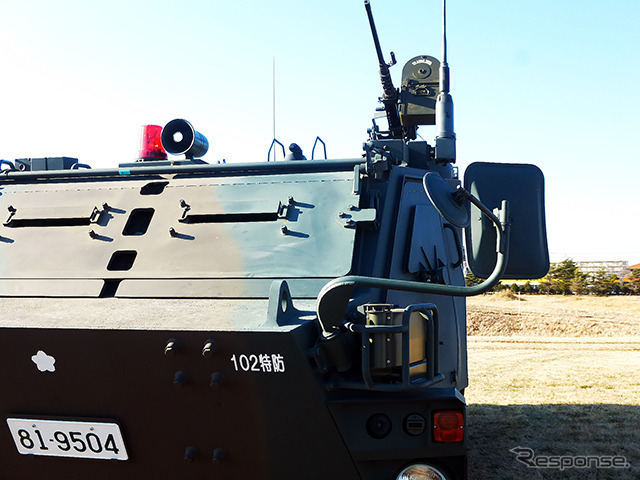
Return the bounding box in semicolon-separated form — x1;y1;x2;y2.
575;260;629;278
625;263;640;281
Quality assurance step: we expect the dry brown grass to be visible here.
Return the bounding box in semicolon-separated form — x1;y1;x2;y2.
464;295;640;479
467;294;640;336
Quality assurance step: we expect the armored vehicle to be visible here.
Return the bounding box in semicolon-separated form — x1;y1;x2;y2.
0;2;548;479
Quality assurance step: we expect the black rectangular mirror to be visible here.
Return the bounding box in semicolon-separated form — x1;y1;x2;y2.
464;162;549;279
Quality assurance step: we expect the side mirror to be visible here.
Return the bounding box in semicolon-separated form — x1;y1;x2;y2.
464;162;549;279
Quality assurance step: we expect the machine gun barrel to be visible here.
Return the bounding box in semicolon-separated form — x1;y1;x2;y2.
364;0;386;67
364;0;402;137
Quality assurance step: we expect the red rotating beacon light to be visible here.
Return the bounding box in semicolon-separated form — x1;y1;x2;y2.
137;124;168;161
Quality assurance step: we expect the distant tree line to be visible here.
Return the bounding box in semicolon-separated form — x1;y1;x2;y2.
465;259;640;296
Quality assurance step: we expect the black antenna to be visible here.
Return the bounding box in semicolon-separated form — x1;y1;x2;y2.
441;0;449;92
435;0;456;163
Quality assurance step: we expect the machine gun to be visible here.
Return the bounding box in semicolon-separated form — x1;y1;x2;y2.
364;0;404;140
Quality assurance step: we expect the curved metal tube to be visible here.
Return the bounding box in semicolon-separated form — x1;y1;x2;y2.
317;200;510;335
0;159;16;171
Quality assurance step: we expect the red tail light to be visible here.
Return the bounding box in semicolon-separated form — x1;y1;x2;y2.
138;125;167;161
433;411;464;442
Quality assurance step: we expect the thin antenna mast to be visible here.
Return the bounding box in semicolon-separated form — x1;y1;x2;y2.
267;57;285;162
435;0;456;163
441;0;449;92
272;56;276;139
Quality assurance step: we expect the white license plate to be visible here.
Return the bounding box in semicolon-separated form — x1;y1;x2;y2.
6;418;128;460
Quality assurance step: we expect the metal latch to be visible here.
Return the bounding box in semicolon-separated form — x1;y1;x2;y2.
277;198;292;219
336;205;376;228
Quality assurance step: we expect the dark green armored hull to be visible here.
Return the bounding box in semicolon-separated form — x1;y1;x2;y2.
0;156;472;479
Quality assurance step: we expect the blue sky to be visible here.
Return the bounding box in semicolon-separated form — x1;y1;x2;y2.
1;0;639;264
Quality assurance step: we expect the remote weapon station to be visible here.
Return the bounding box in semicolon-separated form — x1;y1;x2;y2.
0;2;548;479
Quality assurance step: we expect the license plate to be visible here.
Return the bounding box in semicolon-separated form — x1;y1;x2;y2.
6;418;128;460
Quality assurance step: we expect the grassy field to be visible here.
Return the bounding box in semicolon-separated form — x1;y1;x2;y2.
464;295;640;479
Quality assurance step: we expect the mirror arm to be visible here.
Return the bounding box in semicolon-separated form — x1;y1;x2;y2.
455;185;500;225
316;199;510;336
